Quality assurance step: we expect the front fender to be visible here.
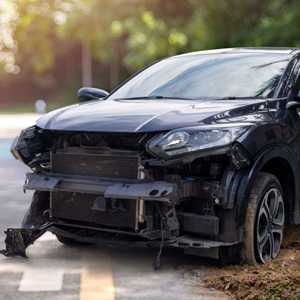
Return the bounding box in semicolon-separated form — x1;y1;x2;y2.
235;144;300;227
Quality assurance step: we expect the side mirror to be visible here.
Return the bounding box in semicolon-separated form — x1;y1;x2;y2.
77;87;109;103
286;101;300;109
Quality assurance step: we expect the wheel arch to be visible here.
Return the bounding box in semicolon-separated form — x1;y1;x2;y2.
260;157;294;226
236;145;300;227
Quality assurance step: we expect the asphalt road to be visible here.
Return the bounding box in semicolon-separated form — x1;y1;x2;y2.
0;114;230;300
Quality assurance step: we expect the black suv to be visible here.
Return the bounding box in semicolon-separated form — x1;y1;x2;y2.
3;47;300;267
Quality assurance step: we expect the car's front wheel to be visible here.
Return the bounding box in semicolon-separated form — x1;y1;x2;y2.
243;172;285;265
221;172;285;265
55;234;80;245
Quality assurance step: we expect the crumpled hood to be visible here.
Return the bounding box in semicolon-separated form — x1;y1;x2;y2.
36;98;267;133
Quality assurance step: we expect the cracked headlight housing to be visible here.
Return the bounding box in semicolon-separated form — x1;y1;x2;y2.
148;123;253;157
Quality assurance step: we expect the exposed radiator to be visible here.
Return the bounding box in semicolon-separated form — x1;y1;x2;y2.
50;150;139;228
52;191;137;228
51;151;139;179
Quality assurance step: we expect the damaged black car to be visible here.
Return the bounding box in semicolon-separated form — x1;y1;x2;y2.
3;47;300;267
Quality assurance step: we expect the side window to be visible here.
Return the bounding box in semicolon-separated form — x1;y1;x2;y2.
289;60;300;99
287;60;300;122
279;59;300;98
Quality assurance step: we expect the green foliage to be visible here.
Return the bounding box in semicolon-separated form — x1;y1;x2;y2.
253;0;300;48
4;0;300;75
122;0;192;69
0;0;20;76
262;280;300;300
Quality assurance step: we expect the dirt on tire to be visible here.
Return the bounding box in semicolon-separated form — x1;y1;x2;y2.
201;224;300;300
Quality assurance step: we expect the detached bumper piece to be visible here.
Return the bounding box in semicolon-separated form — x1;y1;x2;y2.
0;224;50;258
168;235;236;259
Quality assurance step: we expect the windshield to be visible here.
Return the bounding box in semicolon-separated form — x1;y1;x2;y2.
108;53;290;100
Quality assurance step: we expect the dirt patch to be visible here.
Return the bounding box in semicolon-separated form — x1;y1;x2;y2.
202;225;300;299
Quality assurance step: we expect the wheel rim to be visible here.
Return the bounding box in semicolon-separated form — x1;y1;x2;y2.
256;188;284;263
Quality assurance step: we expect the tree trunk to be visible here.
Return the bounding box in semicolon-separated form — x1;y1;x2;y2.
109;49;119;91
82;41;92;87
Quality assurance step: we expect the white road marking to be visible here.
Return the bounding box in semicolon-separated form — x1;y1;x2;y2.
18;269;64;291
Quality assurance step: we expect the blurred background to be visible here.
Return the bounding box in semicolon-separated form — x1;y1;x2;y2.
0;0;299;112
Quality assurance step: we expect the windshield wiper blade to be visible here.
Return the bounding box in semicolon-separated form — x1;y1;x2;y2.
221;96;267;100
116;96;267;101
115;96;194;100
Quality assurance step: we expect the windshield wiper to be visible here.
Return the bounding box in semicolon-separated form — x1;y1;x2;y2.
115;96;194;100
115;96;267;101
221;96;267;100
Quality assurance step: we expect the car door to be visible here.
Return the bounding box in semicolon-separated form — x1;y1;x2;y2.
285;58;300;129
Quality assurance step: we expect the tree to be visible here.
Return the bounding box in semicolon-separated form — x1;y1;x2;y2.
2;0;300;109
0;0;20;76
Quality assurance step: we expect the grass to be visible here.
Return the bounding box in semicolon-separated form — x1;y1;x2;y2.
262;280;300;300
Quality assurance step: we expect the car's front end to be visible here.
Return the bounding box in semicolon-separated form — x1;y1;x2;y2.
3;48;300;267
2;102;261;263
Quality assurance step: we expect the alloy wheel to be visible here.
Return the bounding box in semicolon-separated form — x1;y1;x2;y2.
256;188;284;263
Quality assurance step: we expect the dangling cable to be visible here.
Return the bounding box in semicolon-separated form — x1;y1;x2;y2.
153;202;164;271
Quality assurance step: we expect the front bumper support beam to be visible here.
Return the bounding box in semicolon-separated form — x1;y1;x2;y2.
24;172;178;204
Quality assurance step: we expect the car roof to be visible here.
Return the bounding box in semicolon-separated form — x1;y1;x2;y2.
177;47;300;58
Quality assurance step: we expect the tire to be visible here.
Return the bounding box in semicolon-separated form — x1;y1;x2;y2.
243;172;285;265
55;234;93;245
221;172;285;265
55;234;81;245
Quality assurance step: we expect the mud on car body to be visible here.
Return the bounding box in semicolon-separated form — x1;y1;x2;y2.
3;47;300;267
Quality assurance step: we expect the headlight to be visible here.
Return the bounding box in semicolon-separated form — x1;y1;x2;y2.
159;132;190;150
148;123;253;157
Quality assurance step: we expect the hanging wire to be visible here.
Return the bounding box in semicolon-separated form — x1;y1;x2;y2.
153;202;165;271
